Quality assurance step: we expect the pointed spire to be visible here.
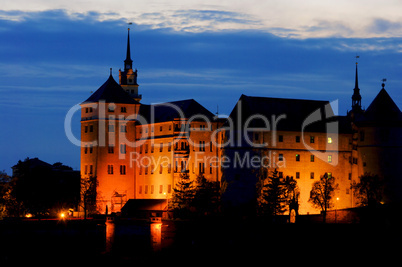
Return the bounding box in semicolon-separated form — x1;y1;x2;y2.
354;63;359;90
352;57;362;112
124;27;133;71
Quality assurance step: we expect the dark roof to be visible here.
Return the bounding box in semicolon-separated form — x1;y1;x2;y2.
82;75;139;104
228;94;342;133
121;199;167;213
138;99;215;123
363;88;402;122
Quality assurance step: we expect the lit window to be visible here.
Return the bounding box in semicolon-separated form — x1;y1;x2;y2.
310;155;314;162
310;136;315;143
328;155;332;163
328;137;332;144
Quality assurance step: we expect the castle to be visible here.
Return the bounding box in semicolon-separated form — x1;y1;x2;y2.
80;29;402;215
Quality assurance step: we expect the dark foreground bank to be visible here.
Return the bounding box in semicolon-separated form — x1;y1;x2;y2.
1;217;401;265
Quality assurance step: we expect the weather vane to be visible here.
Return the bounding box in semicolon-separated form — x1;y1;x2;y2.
382;78;387;89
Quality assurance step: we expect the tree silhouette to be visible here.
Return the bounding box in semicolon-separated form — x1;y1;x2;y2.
283;175;300;219
309;173;338;223
81;175;98;219
258;169;287;218
351;172;384;207
192;174;221;216
170;172;194;218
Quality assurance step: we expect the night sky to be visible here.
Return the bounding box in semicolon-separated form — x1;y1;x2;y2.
1;1;402;174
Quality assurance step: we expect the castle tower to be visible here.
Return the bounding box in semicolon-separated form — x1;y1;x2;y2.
80;72;140;214
119;28;141;102
355;81;402;203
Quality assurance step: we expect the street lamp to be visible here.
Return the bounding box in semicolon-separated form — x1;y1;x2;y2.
335;197;339;223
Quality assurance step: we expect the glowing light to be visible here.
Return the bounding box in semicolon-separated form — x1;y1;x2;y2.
60;212;66;219
25;213;32;218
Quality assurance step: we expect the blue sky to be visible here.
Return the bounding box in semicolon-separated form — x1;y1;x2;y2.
1;2;402;174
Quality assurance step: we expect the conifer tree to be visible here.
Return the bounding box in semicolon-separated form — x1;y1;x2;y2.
192;174;221;216
259;169;287;218
171;172;194;217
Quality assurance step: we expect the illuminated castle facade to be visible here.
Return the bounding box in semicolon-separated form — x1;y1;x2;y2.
80;30;402;215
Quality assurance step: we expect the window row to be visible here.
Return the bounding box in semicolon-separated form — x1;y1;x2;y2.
275;135;333;144
107;106;127;113
108;125;127;133
106;164;126;175
84;125;94;133
138;162;212;175
84;106;128;113
138;184;172;195
138;123;209;134
138;141;213;153
278;153;332;163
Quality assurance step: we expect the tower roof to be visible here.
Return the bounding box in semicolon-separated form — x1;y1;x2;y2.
82;74;139;105
364;88;402;122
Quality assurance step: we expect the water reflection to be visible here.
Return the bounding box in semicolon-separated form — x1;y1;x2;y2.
150;223;162;251
105;220;115;253
105;219;162;254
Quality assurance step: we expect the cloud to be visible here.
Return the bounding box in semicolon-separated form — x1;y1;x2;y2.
2;1;402;38
366;18;402;37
